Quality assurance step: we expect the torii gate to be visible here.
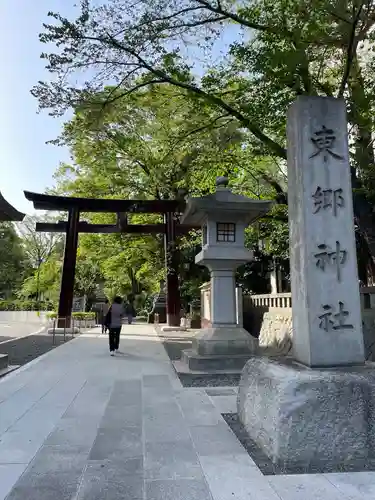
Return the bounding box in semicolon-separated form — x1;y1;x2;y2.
24;191;194;327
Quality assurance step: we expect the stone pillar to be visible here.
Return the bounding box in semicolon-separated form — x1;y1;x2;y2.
238;97;374;471
287;96;364;367
270;269;278;294
210;268;236;326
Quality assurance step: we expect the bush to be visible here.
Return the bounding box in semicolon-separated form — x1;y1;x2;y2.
137;309;150;317
72;312;96;321
46;311;96;321
0;300;55;311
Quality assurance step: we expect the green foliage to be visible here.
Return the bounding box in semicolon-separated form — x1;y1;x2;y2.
18;258;62;302
46;311;96;320
45;83;282;299
74;251;103;298
0;300;54;311
31;0;375;275
0;223;29;298
17;215;62;270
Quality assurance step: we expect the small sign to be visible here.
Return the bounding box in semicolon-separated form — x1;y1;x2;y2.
72;297;84;312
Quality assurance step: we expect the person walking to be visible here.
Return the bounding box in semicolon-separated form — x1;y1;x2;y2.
105;296;125;356
101;299;110;334
125;300;136;325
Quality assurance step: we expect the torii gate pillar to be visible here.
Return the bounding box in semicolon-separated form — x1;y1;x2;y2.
165;212;181;327
58;208;80;327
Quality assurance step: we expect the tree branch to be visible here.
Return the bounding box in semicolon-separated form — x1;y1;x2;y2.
94;34;287;159
338;3;364;98
156;15;227;31
135;6;207;29
194;0;288;35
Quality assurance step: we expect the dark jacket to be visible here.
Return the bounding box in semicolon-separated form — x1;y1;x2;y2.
125;303;136;316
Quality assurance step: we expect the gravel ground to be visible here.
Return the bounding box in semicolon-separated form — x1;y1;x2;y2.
0;334;78;367
223;413;375;475
179;373;241;387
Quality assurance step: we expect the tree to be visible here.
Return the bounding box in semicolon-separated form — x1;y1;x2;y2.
19;258;62;303
48;82;279;298
17;215;63;301
74;250;104;309
52;83;269;200
34;0;375;279
0;223;27;298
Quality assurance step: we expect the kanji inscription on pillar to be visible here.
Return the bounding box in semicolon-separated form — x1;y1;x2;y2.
314;241;347;282
318;302;353;332
312;186;344;216
309;126;344;163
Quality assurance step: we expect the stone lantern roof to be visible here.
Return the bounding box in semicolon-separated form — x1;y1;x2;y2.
0;192;25;222
180;177;273;226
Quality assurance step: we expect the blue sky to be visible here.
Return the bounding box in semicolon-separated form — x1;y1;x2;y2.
0;1;242;215
0;1;77;215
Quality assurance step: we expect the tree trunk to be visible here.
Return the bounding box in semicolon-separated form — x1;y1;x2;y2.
347;57;375;280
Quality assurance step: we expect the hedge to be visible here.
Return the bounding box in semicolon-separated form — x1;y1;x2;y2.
46;312;96;320
0;300;55;311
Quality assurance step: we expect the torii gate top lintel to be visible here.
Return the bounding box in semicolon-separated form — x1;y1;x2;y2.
24;191;184;214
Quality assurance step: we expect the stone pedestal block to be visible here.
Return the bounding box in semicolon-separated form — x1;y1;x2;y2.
179;327;258;372
181;349;252;371
192;326;258;356
238;357;375;469
47;327;79;335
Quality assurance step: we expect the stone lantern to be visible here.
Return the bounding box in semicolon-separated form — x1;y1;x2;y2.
180;177;273;370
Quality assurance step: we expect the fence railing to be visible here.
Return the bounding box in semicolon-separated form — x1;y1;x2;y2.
245;287;375;312
48;316;96;345
245;293;292;309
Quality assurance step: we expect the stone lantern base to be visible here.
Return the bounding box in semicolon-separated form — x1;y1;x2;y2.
181;326;258;371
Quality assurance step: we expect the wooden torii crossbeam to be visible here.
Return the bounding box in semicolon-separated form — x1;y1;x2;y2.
24;191;196;327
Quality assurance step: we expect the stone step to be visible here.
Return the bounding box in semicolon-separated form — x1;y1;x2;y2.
173;359;242;375
181;348;251;371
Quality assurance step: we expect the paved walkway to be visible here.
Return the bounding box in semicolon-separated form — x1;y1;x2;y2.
0;324;374;500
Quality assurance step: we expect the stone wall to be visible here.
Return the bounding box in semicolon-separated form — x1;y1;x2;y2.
244;289;375;360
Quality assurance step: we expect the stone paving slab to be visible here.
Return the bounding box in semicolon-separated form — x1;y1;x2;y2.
0;465;27;500
145;478;212;500
144;440;203;480
0;324;374;500
76;462;143;500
